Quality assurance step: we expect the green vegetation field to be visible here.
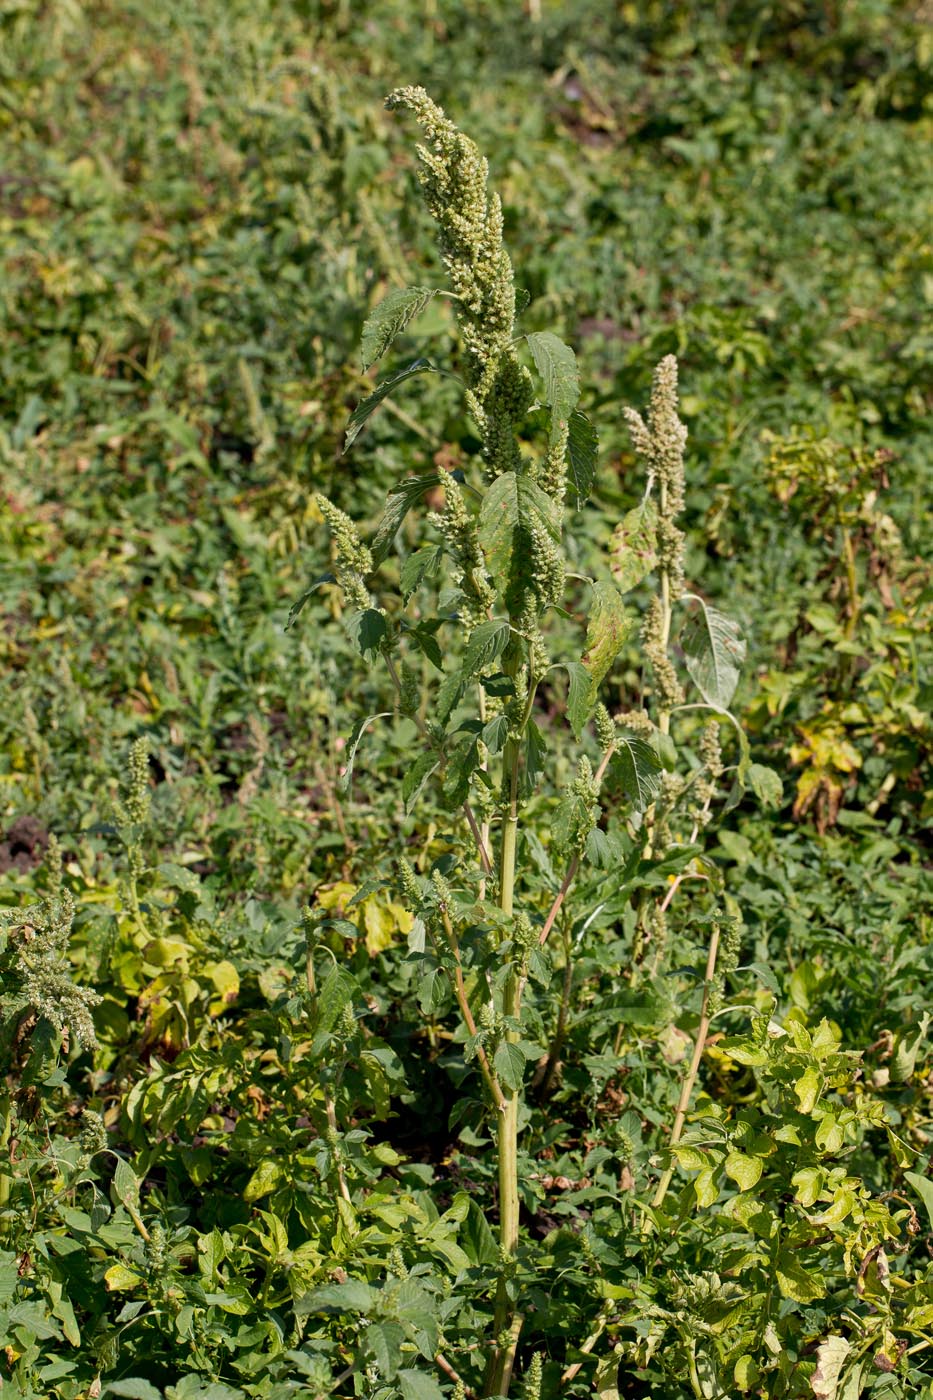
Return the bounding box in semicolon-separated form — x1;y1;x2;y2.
1;3;932;1398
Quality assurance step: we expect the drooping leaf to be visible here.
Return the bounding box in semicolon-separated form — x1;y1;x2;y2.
113;1158;140;1211
526;330;580;441
477;471;561;609
338;711;391;793
370;475;442;565
581;581;634;689
403;752;439;812
481;713;510;755
494;1042;526;1092
566;410;598;508
286;571;335;630
905;1169;933;1232
811;1335;852;1400
361;286;438;370
343;607;389;660
561;660;594;739
344;359;436;450
610;734;663;813
749;763;783;808
681;598;745;709
609;500;658;593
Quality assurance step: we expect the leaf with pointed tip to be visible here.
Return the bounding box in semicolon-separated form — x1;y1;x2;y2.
477;471;561;609
681;599;745;709
343;607;389;660
338;712;391;793
462;618;511;677
610;500;658;593
361;286;438;370
344;359;436;450
526;331;580;444
610;734;663;813
403;752;439;812
370;475;441;565
566;410;598;509
401;544;444;599
561;661;594;739
582;582;634;689
286;572;335;630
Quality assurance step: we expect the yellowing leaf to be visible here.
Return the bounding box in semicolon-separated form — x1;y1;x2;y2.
206;959;240;1016
794;1067;821;1114
104;1264;145;1291
243;1159;285;1202
724;1151;763;1192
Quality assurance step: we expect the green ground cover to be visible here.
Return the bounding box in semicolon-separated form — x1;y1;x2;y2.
0;2;931;1397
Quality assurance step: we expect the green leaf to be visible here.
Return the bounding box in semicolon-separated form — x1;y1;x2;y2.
370;475;442;565
494;1042;526;1092
296;1279;374;1315
481;714;510;755
338;711;391;793
478;471;561;609
0;1251;17;1307
681;598;746;709
243;1158;284;1202
113;1157;140;1211
694;1167;719;1208
794;1067;821;1114
462;618;511;676
749;763;783;808
343;607;389;660
398;1371;445;1400
345;359;437;450
106;1382;163;1400
403;752;439;812
286;571;335;630
365;1320;406;1379
610;735;663;813
724;1151;763;1191
361;287;438;370
526;330;580;440
609;500;658;593
561;661;593;739
401;544;444;599
566;410;598;508
775;1251;826;1302
891;1014;929;1082
521;719;547;797
905;1169;933;1231
581;582;634;689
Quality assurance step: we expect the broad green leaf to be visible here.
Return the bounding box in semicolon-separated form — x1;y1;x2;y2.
296;1279;374;1315
749;762;783;808
361;286;438;369
609;500;658;593
775;1251;826;1302
344;359;436;450
792;1166;824;1207
106;1382;163;1400
610;734;663;813
481;713;510;755
562;660;594;738
811;1335;851;1400
370;475;441;565
343;607;389;660
401;543;443;598
478;471;561;608
398;1371;445;1400
694;1167;719;1208
462;618;511;676
494;1042;526;1092
0;1251;17;1307
905;1170;933;1232
724;1151;763;1191
243;1158;284;1202
566;409;598;508
681;598;746;709
104;1264;145;1292
526;330;580;440
581;582;634;689
891;1013;929;1082
315;965;355;1033
113;1157;140;1211
365;1320;406;1379
794;1067;821;1113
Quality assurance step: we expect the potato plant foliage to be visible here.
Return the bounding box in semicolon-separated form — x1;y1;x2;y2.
0;5;932;1400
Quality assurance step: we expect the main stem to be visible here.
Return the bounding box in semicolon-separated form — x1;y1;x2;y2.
486;712;522;1397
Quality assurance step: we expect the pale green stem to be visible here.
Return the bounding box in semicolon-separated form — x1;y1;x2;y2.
651;921;721;1213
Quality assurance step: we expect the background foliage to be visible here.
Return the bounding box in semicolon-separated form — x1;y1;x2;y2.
0;1;931;1397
